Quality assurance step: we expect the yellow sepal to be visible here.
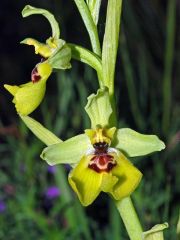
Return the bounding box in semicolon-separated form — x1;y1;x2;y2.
85;127;116;145
109;152;142;200
21;38;56;58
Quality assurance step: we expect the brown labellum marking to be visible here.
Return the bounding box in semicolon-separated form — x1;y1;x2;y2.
88;142;117;173
31;67;41;83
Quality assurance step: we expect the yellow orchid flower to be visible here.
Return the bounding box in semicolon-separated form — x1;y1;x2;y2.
4;62;52;116
41;88;165;206
68;128;142;206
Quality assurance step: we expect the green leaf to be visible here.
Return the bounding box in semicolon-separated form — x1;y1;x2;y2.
48;43;72;69
22;5;60;39
20;115;61;146
73;0;101;55
113;128;165;157
41;134;92;165
142;223;168;240
85;87;112;128
86;0;102;25
102;0;122;94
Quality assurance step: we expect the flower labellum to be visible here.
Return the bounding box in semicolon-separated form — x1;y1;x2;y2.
4;62;52;115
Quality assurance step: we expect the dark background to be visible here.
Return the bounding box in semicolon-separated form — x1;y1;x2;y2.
0;0;179;239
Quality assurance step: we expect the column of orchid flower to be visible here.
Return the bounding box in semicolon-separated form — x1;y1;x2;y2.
4;2;168;240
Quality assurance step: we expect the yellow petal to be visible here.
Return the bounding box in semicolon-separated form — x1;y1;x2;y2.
14;81;46;115
4;85;19;96
109;152;142;200
101;173;118;192
68;155;103;206
85;127;116;145
21;38;54;58
37;62;52;80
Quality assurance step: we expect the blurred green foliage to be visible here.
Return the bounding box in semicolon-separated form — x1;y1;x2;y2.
0;0;179;239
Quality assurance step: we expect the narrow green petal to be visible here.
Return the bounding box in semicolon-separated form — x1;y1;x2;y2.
142;223;168;240
20;115;62;146
113;128;165;157
68;155;103;206
109;152;142;200
41;134;92;165
22;5;60;39
85;87;112;128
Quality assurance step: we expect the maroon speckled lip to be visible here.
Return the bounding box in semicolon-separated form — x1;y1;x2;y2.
89;154;116;173
88;142;117;173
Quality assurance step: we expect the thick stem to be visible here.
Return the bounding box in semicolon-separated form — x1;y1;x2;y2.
68;43;103;86
115;197;143;240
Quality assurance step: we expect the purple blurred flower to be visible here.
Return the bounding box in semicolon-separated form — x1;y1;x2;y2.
45;186;60;199
0;200;6;213
47;166;56;174
20;163;26;173
64;164;71;171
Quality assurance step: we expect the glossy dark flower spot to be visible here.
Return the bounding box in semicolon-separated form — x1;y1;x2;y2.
88;142;117;173
31;67;41;83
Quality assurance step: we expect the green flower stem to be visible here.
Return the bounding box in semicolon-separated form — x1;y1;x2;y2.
92;0;143;237
115;197;143;240
68;43;103;86
73;0;101;56
162;0;176;137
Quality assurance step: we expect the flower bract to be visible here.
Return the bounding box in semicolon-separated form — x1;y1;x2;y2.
142;223;168;240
